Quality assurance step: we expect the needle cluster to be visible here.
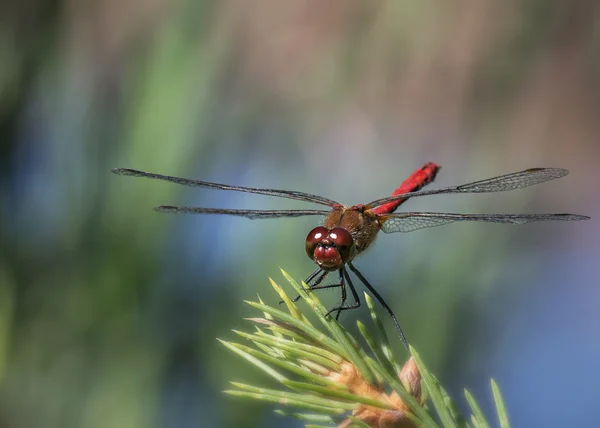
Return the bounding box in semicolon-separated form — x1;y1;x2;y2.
220;270;510;428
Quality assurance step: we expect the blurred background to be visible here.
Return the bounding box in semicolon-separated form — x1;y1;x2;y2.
1;1;599;427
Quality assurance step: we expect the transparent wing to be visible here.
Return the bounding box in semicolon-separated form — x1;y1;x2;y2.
154;206;331;220
112;168;339;207
380;212;590;233
366;168;568;209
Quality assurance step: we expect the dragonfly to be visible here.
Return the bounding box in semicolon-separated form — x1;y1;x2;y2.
112;163;589;348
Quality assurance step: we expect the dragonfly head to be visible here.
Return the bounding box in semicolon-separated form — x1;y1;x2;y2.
305;226;355;271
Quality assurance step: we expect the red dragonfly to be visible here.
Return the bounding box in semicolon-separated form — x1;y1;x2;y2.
112;163;589;348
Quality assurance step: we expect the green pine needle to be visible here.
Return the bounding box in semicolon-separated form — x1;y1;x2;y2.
491;378;510;428
464;388;490;428
219;270;511;428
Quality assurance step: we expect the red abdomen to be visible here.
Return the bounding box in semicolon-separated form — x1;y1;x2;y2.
371;162;441;215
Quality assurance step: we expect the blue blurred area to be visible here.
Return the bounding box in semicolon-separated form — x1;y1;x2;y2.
0;1;599;427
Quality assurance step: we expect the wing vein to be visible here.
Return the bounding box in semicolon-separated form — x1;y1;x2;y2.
154;206;331;220
380;212;589;233
112;168;339;207
366;168;568;209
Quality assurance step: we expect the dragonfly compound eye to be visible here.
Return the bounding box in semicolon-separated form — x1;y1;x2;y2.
305;226;329;259
328;227;353;262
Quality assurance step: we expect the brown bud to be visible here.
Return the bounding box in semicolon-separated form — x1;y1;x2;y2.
380;408;418;428
329;361;381;398
337;358;423;428
340;405;418;428
399;357;421;401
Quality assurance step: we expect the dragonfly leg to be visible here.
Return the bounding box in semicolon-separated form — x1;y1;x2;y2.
325;267;360;320
289;270;347;313
293;271;340;301
335;269;346;320
305;267;325;286
280;268;327;305
348;263;409;349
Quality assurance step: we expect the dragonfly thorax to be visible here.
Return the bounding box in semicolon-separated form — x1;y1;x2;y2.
305;226;355;271
323;207;381;256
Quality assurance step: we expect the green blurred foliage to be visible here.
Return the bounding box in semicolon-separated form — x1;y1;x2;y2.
0;1;598;427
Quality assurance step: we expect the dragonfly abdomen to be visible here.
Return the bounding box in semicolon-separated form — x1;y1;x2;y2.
371;162;441;215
